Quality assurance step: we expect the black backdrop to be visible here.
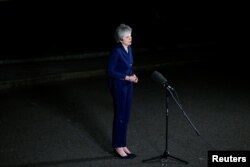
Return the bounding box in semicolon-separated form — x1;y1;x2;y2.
1;1;216;60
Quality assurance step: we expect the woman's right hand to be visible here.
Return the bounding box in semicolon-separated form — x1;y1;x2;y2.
125;75;138;83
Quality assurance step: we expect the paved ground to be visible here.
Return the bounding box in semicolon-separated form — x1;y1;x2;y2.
0;55;249;167
0;48;215;90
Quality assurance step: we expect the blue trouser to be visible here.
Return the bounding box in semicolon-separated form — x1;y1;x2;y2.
110;81;133;148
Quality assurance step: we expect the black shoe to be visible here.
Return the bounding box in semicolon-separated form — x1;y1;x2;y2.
127;153;136;159
113;151;135;159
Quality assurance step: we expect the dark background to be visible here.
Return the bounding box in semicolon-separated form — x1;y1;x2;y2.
1;2;250;167
1;1;217;60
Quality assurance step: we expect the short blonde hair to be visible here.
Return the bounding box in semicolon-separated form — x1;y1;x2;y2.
114;23;132;43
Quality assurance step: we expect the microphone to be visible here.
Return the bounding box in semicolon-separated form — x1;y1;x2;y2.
151;70;168;86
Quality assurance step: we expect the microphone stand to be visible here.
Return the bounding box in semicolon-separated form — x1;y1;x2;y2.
142;83;200;165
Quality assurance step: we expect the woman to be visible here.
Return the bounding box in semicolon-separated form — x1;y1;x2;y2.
106;23;138;159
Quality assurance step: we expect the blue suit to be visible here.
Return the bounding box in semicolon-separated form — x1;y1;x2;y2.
106;43;134;148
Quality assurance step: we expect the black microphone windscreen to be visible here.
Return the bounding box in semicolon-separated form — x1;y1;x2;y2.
151;71;168;85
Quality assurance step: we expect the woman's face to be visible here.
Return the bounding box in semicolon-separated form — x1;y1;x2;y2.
121;35;132;47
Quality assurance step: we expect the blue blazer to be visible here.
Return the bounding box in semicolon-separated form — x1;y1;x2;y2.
106;43;134;84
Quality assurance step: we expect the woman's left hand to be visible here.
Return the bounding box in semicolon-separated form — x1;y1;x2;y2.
131;74;139;83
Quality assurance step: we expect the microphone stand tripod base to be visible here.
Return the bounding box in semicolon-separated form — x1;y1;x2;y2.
142;150;188;165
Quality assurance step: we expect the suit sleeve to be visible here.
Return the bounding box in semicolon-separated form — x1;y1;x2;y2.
106;51;126;80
